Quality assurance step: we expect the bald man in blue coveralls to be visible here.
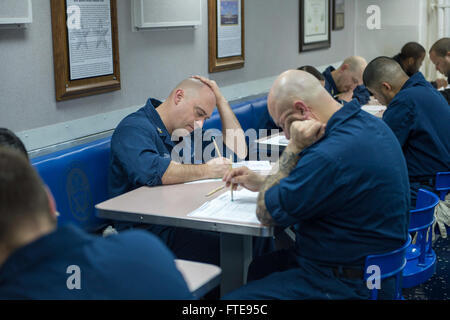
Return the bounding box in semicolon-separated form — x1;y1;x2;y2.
363;57;450;207
222;70;410;299
322;56;371;105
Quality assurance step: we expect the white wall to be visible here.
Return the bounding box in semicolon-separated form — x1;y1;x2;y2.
354;0;427;63
0;0;356;151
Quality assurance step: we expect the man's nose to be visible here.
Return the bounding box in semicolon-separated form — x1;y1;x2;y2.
194;119;204;129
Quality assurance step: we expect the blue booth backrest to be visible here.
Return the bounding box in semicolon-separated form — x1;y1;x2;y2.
31;136;111;233
203;96;268;133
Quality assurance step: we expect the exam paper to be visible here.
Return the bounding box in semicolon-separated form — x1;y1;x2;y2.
187;188;260;224
185;178;222;184
361;104;386;115
258;135;289;146
232;161;272;171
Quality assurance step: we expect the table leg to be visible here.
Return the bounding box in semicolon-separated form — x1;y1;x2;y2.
219;233;253;296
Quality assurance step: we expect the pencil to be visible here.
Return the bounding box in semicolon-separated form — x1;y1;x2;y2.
205;185;225;197
229;155;234;201
212;136;222;158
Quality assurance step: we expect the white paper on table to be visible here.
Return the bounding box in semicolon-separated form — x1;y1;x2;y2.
185;178;223;184
361;105;386;115
232;161;272;171
187;188;260;224
258;134;289;146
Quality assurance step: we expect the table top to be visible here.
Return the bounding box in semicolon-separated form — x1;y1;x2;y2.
175;259;221;297
96;181;273;237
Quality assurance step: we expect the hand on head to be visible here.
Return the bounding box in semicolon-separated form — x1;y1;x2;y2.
191;75;224;103
287;119;326;153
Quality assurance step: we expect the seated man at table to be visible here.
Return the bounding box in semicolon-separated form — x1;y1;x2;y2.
256;65;326;134
393;42;426;77
0;147;194;299
221;70;410;299
322;56;371;105
109;76;274;266
429;37;450;104
363;56;450;207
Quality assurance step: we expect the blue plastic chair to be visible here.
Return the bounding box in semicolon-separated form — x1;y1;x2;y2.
364;235;411;300
435;172;450;201
402;189;440;288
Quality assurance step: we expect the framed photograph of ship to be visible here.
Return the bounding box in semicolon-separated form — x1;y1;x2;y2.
208;0;245;73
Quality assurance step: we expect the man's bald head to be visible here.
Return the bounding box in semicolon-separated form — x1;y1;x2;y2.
341;56;368;74
159;77;217;135
172;78;215;102
269;70;324;112
268;70;337;137
333;56;368;92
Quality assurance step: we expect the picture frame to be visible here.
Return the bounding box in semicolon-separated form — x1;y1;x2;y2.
50;0;120;101
208;0;245;73
299;0;331;52
332;0;344;30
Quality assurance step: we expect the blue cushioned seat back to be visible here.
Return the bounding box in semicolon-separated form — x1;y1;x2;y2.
31;137;111;233
250;96;269;130
435;171;450;200
364;234;411;300
203;96;268;133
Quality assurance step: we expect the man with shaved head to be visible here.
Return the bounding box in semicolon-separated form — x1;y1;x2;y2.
429;37;450;104
322;56;371;104
363;56;450;207
222;70;409;299
108;76;250;266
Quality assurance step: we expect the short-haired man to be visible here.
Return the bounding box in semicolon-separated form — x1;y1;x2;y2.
222;70;409;299
0;148;193;299
322;56;371;104
429;37;450;104
363;56;450;206
393;42;426;77
0;128;28;160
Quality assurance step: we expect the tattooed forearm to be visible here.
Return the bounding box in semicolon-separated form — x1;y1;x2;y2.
256;146;301;225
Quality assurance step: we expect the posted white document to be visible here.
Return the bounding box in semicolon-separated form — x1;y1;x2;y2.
188;188;260;224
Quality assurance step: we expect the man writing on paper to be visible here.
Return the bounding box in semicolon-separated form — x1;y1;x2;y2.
363;57;450;207
222;70;409;299
322;56;371;105
108;76;253;266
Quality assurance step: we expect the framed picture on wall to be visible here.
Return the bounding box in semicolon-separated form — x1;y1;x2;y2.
299;0;331;52
50;0;120;101
332;0;344;30
208;0;245;73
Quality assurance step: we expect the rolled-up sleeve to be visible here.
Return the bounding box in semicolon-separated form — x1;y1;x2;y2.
264;151;343;227
112;125;172;187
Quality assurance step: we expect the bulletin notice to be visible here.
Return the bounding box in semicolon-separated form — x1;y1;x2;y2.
66;0;114;80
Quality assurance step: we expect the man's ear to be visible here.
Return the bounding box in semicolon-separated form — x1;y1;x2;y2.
173;89;184;105
340;64;349;72
293;100;311;119
44;185;58;220
381;82;392;92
